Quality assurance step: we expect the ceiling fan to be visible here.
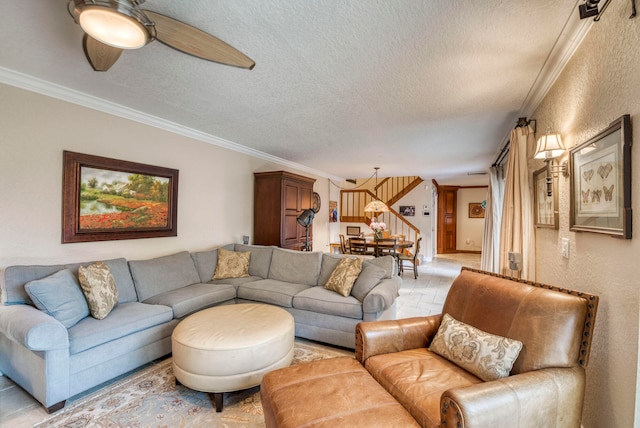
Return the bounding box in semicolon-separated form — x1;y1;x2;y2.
67;0;255;72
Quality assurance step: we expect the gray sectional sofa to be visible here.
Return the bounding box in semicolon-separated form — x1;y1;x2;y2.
0;244;400;412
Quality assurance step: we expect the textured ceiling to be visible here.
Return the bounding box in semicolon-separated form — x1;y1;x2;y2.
0;0;589;184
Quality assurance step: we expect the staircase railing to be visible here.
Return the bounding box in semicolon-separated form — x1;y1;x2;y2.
372;206;421;244
340;176;423;243
375;176;423;207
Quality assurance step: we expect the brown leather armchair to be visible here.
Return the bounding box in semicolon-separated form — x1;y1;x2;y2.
356;268;598;428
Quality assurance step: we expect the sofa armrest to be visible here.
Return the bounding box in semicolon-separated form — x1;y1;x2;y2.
441;366;586;428
0;305;69;351
356;315;442;364
362;276;401;314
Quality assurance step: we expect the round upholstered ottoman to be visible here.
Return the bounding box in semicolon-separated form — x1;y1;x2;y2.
171;303;295;412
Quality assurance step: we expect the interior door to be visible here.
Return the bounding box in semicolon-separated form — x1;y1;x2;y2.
437;186;458;254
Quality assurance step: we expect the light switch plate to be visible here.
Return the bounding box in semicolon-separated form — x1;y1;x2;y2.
561;238;570;259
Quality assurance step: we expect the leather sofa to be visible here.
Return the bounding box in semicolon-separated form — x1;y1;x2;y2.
0;244;399;412
261;268;599;428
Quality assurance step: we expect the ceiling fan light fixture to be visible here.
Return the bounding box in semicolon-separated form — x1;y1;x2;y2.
80;7;147;48
67;0;255;71
69;1;153;49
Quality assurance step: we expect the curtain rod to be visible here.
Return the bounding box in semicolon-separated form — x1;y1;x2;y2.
491;117;536;167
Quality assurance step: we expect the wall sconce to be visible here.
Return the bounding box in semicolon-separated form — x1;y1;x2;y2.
534;132;568;197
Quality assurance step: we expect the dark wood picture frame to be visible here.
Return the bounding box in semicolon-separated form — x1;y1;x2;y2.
62;151;179;243
346;226;361;236
399;205;415;216
533;166;559;229
569;114;632;239
468;202;485;218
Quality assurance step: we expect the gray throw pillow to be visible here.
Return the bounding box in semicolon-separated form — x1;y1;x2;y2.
363;256;395;278
351;263;387;301
190;249;219;283
24;269;89;328
317;253;348;286
234;244;274;278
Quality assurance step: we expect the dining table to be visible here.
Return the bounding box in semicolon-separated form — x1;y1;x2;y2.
362;238;413;257
336;236;414;256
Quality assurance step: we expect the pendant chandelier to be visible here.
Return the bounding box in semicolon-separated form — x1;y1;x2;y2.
364;167;390;213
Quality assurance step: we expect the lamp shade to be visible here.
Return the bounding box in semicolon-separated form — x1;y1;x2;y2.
297;209;315;227
364;199;390;213
534;133;565;159
69;0;153;49
79;7;148;48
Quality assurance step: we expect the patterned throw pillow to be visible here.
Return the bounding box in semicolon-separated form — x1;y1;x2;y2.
324;257;364;297
78;262;119;320
429;313;523;381
212;248;250;279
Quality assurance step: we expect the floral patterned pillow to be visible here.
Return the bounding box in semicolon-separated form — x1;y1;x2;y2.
78;262;119;320
429;313;523;381
324;257;363;297
212;248;250;279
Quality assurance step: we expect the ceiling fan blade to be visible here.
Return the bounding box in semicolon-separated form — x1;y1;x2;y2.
143;10;255;70
83;35;123;71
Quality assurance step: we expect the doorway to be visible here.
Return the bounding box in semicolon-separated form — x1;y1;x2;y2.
435;185;458;254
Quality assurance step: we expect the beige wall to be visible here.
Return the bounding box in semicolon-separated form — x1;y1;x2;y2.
532;2;640;426
0;83;331;268
456;187;487;252
392;181;434;261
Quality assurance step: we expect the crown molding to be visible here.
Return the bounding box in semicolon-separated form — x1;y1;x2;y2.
0;67;343;181
520;8;594;117
495;8;594;157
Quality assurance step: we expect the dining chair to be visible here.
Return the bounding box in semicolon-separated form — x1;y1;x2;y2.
374;238;401;273
339;234;349;254
399;237;422;279
348;237;374;256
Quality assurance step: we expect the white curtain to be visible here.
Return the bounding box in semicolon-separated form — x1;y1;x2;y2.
498;126;536;280
480;165;504;273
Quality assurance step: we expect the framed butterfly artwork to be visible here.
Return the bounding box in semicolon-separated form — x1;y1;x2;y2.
570;114;632;238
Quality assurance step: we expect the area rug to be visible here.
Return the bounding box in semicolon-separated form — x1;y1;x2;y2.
35;341;352;428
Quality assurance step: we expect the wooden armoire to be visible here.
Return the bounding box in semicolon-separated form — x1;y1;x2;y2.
253;171;316;251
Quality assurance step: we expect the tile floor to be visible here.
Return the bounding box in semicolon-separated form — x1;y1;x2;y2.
0;253;480;427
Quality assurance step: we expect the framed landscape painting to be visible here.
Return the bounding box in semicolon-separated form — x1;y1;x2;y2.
62;151;179;243
569;114;631;238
